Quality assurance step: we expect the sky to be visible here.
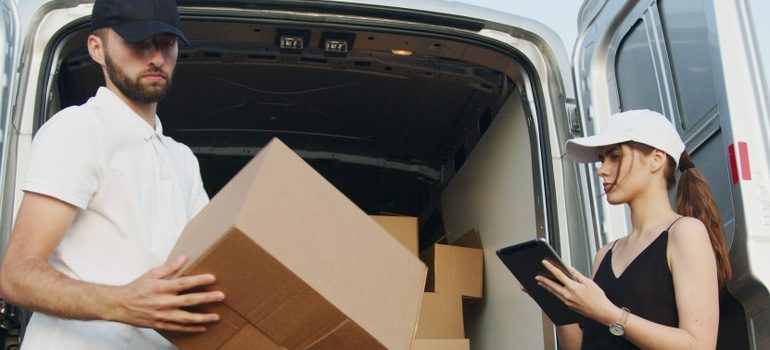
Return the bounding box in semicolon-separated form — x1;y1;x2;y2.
451;0;770;89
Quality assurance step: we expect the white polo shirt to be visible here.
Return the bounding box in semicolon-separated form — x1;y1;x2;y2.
20;87;209;350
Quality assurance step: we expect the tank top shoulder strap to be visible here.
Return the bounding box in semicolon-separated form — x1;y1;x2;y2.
665;216;686;232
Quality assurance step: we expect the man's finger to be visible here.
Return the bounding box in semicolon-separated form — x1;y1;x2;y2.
170;290;225;308
152;321;208;333
157;308;221;325
164;274;217;293
146;256;187;279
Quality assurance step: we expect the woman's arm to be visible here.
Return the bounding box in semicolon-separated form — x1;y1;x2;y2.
554;241;613;350
623;217;719;349
539;217;719;350
556;324;583;350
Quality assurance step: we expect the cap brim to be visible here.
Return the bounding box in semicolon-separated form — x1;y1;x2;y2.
565;134;631;163
112;20;189;46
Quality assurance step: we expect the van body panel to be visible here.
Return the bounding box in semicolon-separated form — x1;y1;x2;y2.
710;1;770;346
747;0;770;103
0;0;19;255
4;1;584;349
574;0;770;348
12;0;768;348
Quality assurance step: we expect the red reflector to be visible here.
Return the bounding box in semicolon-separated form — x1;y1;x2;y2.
739;142;752;181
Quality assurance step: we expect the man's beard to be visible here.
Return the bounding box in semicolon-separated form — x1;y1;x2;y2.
104;52;173;104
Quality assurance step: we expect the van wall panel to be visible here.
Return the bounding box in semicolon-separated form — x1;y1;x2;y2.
441;92;543;350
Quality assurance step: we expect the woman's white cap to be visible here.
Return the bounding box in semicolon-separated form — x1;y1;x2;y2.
565;109;685;165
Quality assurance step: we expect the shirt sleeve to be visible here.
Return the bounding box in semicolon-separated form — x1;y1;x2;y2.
186;149;209;218
22;110;102;209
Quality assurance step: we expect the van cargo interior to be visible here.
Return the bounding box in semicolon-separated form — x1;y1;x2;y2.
50;17;547;349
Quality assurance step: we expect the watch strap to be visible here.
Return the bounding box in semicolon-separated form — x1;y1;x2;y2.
608;307;630;336
619;307;630;327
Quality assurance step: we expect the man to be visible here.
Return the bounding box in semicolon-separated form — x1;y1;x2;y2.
0;0;223;348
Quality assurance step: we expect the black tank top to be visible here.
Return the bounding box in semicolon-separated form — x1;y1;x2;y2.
581;225;680;349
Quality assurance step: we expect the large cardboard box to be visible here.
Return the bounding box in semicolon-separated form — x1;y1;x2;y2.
421;230;483;299
370;215;419;256
415;292;464;339
411;339;470;350
162;138;427;350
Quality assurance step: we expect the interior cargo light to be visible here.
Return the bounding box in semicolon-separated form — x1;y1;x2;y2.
280;35;304;50
276;29;310;53
391;49;413;56
325;39;349;53
320;32;356;57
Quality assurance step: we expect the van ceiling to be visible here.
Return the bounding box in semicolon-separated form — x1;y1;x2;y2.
55;20;515;215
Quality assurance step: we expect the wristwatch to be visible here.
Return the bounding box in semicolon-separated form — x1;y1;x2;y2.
609;307;630;336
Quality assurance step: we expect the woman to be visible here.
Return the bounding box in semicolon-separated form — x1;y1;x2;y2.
537;109;731;349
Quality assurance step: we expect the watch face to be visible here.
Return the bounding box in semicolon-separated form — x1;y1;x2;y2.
609;324;625;336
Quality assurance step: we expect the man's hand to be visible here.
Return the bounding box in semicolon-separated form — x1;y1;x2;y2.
0;193;226;332
107;256;225;332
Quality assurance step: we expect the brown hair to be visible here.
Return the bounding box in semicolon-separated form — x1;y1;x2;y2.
671;151;732;286
627;142;732;286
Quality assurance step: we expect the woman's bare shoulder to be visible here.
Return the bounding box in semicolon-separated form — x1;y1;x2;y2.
668;217;709;244
667;216;712;259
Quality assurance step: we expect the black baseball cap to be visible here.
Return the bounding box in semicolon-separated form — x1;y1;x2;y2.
91;0;189;45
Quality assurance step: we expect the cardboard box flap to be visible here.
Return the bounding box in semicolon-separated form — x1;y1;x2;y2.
219;326;287;350
450;229;482;249
161;301;247;350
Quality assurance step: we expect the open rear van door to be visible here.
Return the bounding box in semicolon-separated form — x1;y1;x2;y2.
573;0;770;348
0;0;20;252
0;0;21;344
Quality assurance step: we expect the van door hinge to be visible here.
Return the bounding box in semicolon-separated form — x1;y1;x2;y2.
568;106;582;134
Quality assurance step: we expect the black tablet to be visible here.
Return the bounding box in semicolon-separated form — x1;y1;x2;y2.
496;238;585;325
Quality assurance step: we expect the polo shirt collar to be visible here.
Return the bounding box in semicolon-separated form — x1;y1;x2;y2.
95;87;165;141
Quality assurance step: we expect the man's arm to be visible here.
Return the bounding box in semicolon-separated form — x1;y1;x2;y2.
0;192;224;332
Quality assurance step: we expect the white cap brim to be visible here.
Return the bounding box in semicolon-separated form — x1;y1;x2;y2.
565;134;632;163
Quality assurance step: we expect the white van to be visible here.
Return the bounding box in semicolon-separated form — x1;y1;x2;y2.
1;0;768;349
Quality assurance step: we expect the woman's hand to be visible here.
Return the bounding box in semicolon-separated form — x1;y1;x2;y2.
536;260;620;325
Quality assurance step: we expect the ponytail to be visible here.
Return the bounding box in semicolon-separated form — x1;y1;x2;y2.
673;151;732;286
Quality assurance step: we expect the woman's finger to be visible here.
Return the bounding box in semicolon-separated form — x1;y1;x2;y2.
570;267;585;282
542;260;573;285
536;275;567;302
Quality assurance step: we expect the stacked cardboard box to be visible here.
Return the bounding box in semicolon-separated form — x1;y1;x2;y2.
414;292;464;339
421;230;484;300
373;218;484;350
412;339;471;350
161;139;427;350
